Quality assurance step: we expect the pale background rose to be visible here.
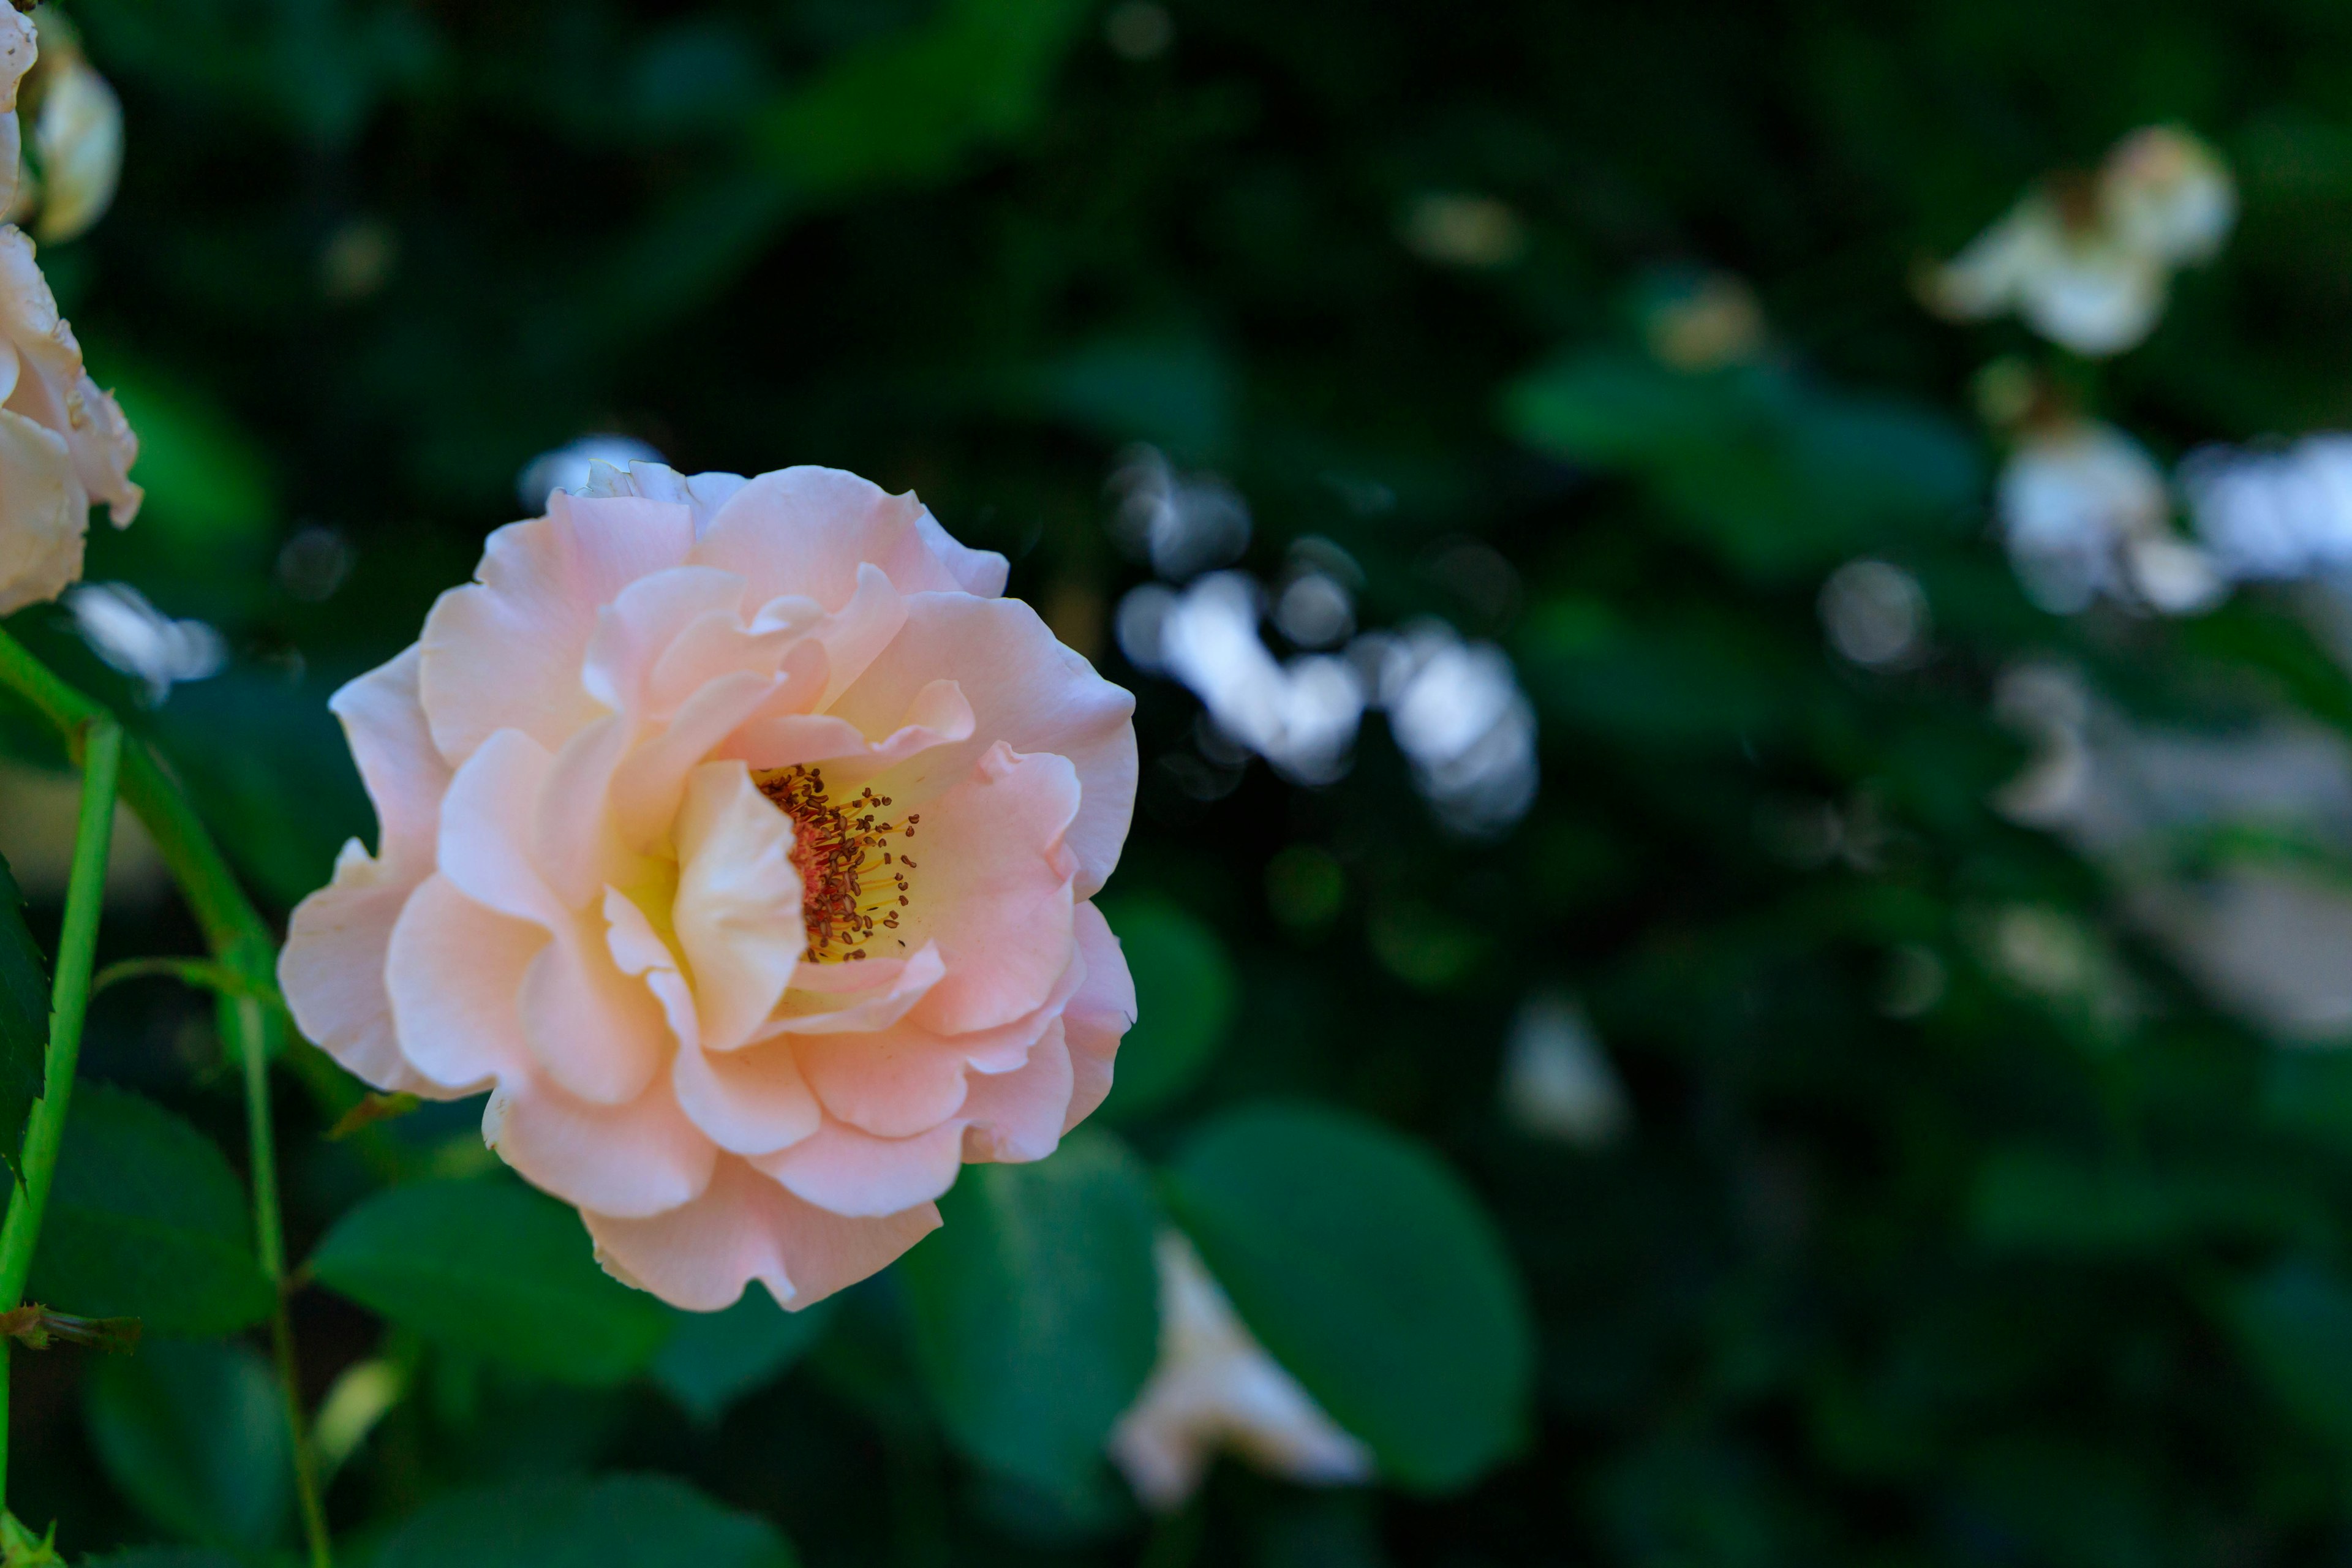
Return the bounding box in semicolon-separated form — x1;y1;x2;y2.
282;463;1138;1309
0;8;138;617
1109;1230;1374;1509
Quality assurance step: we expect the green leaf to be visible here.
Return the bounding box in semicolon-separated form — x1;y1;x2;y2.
1097;895;1235;1120
901;1128;1160;1498
1969;1149;2321;1254
27;1085;271;1336
103;365;277;561
0;852;45;1181
1164;1102;1534;1492
652;1293;835;1425
81;1552;248;1568
2225;1260;2352;1449
308;1177;672;1385
368;1474;796;1568
83;1338;290;1550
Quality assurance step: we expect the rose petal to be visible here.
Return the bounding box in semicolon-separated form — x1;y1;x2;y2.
752;1114;967;1217
1060;900;1134;1131
585;1155;939;1310
483;1073;715;1221
384;872;539;1091
829;593;1136;899
672;761;803;1053
960;1022;1074;1165
671;1035;822;1156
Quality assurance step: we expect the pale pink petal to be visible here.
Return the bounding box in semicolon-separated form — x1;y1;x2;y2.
813;563;908;706
765;942;946;1037
532;712;636;910
671;1037;821;1156
331;649;450;865
586;1156;939;1310
901;743;1082;1035
724;679;973;778
672;762;803;1053
280;843;438;1096
929;941;1089;1074
960;1023;1074;1164
611;651;824;851
1060;900;1134;1131
828;594;1136;899
579;566;752;715
516;916;669;1105
435;729;567;927
0;228;139;528
914;505;1009;597
689;467;971;610
384;873;539;1091
752;1115;966;1216
484;1075;715;1221
0;405;78;616
418;494;695;762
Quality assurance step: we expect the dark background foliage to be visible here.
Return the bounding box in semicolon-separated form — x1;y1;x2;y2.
14;0;2352;1563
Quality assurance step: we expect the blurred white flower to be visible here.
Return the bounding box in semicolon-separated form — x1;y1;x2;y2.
1399;191;1526;270
1109;1231;1373;1510
1641;271;1767;372
2180;435;2352;582
1369;620;1539;833
1992;661;2095;826
1147;572;1366;785
2101;126;2236;267
1499;994;1629;1148
514;432;663;513
1924;125;2233;357
1819;558;1929;668
23;23;119;245
65;582;224;703
1997;420;2220;615
1274;569;1354;649
1110;444;1250;581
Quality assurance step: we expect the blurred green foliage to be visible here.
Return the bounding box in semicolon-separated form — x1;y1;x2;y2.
17;0;2352;1564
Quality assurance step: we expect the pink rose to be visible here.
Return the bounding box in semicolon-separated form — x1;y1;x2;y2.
282;464;1138;1309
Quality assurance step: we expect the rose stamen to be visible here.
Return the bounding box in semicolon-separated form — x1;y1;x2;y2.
753;764;919;962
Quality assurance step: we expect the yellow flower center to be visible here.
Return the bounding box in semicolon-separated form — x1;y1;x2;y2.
752;763;919;963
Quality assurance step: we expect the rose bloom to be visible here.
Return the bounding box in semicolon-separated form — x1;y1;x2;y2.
0;9;138;617
282;464;1137;1309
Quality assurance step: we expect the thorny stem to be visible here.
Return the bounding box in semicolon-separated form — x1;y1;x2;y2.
0;630;337;1563
0;718;118;1518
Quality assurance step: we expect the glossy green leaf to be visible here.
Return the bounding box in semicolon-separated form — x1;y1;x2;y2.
653;1293;835;1425
1165;1102;1534;1492
902;1128;1160;1497
84;1338;290;1550
1097;895;1234;1120
28;1085;271;1336
309;1177;671;1385
0;852;44;1181
369;1474;796;1568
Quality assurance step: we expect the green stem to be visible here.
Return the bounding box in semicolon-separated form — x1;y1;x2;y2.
0;630;337;1561
0;718;119;1515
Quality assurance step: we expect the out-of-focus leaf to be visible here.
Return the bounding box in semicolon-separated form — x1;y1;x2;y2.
308;1177;671;1385
84;1338;290;1551
1503;352;1979;581
152;666;372;910
902;1128;1159;1498
0;853;45;1181
754;0;1091;195
1097;895;1235;1120
2226;1260;2352;1448
81;1552;248;1568
28;1084;271;1336
1165;1102;1534;1492
369;1474;796;1568
1969;1148;2321;1253
102;366;277;560
653;1293;835;1425
1017;336;1237;462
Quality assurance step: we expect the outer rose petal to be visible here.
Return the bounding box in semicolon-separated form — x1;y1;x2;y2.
586;1156;940;1311
383;873;537;1091
0;403;77;616
690;467;1005;609
902;743;1082;1035
281;651;454;1096
829;593;1137;899
418;492;695;762
960;1022;1075;1164
1061;900;1136;1131
0;228;139;529
484;1075;716;1220
752;1114;967;1216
